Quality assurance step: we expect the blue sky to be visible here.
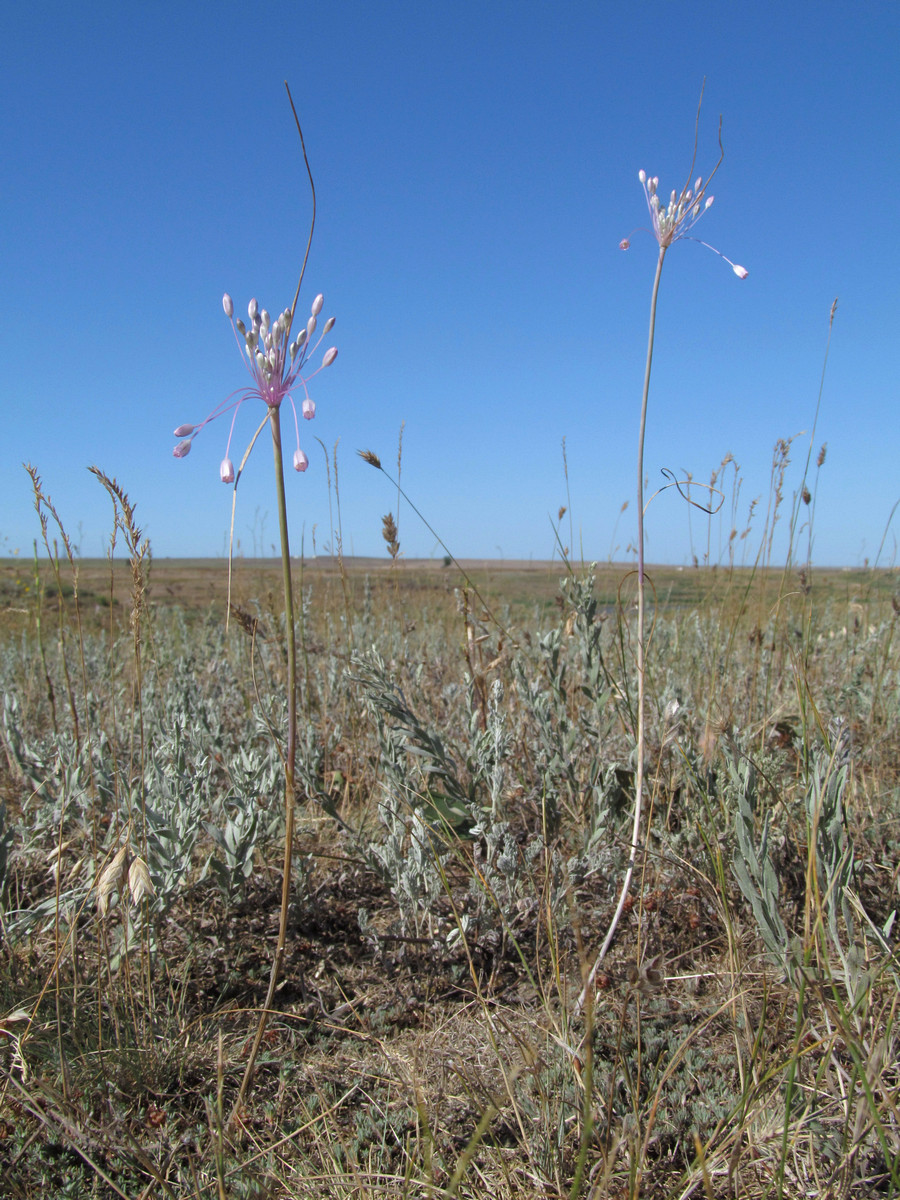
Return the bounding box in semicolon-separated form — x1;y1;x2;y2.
3;1;898;567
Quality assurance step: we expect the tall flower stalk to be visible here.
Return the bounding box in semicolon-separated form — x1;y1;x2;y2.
171;82;337;1112
578;99;746;1010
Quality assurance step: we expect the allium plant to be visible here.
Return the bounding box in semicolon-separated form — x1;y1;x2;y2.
171;82;337;1113
579;97;747;1009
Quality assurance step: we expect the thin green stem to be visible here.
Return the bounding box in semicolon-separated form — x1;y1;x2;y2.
232;404;298;1120
578;245;666;1009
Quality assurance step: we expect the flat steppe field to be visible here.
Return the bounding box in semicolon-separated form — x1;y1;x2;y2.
0;556;897;1198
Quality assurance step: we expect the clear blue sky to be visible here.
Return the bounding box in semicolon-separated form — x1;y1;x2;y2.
3;1;898;567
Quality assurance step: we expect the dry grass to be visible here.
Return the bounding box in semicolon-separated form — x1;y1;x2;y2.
0;548;898;1199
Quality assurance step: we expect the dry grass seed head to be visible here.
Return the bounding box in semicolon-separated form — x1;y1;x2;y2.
97;844;128;916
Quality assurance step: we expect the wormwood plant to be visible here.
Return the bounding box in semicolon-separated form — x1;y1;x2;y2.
353;650;521;946
725;738;799;984
730;718;896;992
170;81;338;1112
579;88;748;1007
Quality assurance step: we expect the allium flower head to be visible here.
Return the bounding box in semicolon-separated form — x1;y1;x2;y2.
173;292;338;480
623;167;747;279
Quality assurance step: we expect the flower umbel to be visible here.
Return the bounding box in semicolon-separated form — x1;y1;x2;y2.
172;292;337;479
622;168;748;279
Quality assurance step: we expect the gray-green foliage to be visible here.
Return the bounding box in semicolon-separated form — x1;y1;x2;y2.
4;558;896;1013
202;740;282;902
351;570;648;953
354;650;544;948
806;718;855;944
205;803;261;899
353;650;458;942
511;572;616;833
804;719;896;1000
0;618;294;949
353;576;632;956
590;991;741;1146
727;742;797;972
729;720;896;998
354;649;473;822
142;719;210;911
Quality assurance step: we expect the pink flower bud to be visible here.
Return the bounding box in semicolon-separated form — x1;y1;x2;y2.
293;448;309;473
223;294;234;317
733;265;749;280
220;457;235;483
173;440;192;458
173;424;195;437
322;347;338;368
302;397;315;420
311;293;324;316
619;239;630;251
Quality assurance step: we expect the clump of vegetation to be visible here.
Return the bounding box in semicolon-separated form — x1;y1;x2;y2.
1;495;898;1196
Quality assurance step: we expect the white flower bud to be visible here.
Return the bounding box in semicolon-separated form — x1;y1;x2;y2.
236;318;246;335
307;315;317;337
322;347;338;368
248;298;259;320
311;293;324;316
173;424;194;437
223;293;234;317
323;316;335;333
